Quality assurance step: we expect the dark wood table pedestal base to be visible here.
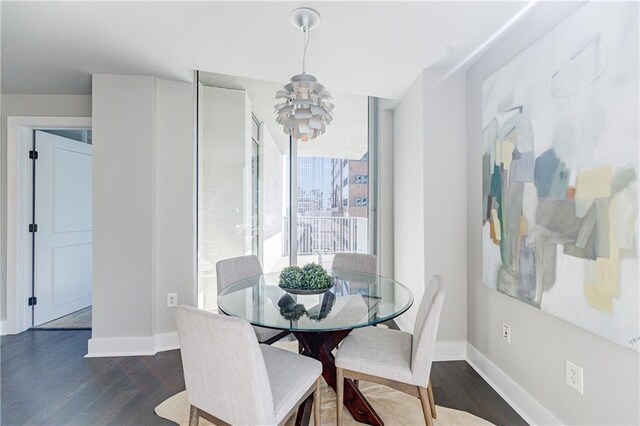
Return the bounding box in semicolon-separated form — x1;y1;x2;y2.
293;330;384;426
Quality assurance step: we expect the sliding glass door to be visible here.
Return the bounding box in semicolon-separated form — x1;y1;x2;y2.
292;136;370;268
197;71;375;311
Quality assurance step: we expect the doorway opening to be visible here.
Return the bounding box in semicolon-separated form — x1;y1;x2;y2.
29;129;93;330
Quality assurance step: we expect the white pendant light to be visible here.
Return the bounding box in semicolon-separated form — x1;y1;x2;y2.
275;8;333;142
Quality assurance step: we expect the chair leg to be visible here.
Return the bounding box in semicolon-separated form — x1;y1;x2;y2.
336;368;344;426
418;386;434;426
427;380;437;419
314;378;321;425
189;405;199;426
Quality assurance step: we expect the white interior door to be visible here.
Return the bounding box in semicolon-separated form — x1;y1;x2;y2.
34;130;92;326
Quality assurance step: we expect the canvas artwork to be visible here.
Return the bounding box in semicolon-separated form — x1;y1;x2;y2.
482;2;639;351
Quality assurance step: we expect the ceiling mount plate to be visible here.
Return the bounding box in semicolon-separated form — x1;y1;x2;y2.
290;7;321;31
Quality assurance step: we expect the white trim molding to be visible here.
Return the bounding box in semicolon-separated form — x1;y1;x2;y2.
86;332;179;358
155;331;181;353
466;343;562;426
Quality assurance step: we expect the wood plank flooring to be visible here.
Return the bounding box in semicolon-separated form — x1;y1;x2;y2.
1;330;527;426
36;307;92;329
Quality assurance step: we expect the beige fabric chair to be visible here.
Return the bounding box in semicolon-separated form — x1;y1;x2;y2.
332;253;398;331
216;255;288;344
176;306;322;426
335;275;446;426
331;253;377;275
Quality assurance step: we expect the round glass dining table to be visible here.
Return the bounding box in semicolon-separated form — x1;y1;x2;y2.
218;269;413;426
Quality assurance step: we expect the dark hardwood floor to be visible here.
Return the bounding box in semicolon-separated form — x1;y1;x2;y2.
1;330;526;426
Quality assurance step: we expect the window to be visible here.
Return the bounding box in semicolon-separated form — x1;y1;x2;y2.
355;197;368;206
354;175;368;184
343;177;348;187
342;159;348;167
342;198;348;207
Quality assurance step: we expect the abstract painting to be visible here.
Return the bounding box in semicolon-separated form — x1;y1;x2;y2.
482;2;639;351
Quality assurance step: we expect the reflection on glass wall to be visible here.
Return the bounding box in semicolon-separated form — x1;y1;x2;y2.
197;71;369;310
198;80;290;311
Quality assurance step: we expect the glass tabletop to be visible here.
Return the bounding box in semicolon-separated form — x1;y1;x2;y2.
218;269;414;332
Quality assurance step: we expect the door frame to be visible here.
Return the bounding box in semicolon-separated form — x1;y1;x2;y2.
4;116;92;335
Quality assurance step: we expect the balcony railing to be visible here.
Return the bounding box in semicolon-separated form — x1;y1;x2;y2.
283;216;368;256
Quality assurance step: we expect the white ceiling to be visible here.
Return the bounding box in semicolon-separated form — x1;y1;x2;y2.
2;1;532;100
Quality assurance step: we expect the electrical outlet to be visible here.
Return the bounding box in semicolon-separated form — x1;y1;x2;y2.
167;293;178;308
502;323;511;343
566;360;584;394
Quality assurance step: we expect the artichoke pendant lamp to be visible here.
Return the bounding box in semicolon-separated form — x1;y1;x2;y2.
275;7;333;142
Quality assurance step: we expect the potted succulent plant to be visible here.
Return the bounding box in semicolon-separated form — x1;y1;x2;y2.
279;263;334;295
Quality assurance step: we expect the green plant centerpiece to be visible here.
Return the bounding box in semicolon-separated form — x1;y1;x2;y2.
279;263;334;295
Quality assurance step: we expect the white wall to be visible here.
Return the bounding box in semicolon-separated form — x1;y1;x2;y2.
89;74;194;356
91;75;156;346
422;69;468;344
392;70;468;354
466;2;640;425
1;94;92;324
392;75;425;333
155;79;196;335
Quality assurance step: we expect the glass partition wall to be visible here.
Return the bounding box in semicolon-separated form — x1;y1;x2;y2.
197;71;374;311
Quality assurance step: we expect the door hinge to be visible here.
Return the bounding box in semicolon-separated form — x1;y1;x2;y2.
29;150;38;160
28;224;38;233
28;297;37;306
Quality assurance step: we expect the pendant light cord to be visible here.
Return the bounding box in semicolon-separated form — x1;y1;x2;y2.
302;27;310;74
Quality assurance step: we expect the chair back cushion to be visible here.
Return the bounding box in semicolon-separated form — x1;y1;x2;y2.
175;306;276;424
411;275;446;386
216;255;263;293
331;253;377;275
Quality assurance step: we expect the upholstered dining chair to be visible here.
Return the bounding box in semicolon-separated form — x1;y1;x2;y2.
176;306;322;426
335;275;446;426
331;252;377;275
216;255;289;344
332;253;397;332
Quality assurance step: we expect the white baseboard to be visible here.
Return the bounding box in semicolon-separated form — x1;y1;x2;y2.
86;332;179;358
0;319;21;336
155;331;180;352
466;343;561;426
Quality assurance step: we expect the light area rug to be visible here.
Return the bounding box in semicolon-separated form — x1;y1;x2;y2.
156;342;494;425
156;382;493;426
